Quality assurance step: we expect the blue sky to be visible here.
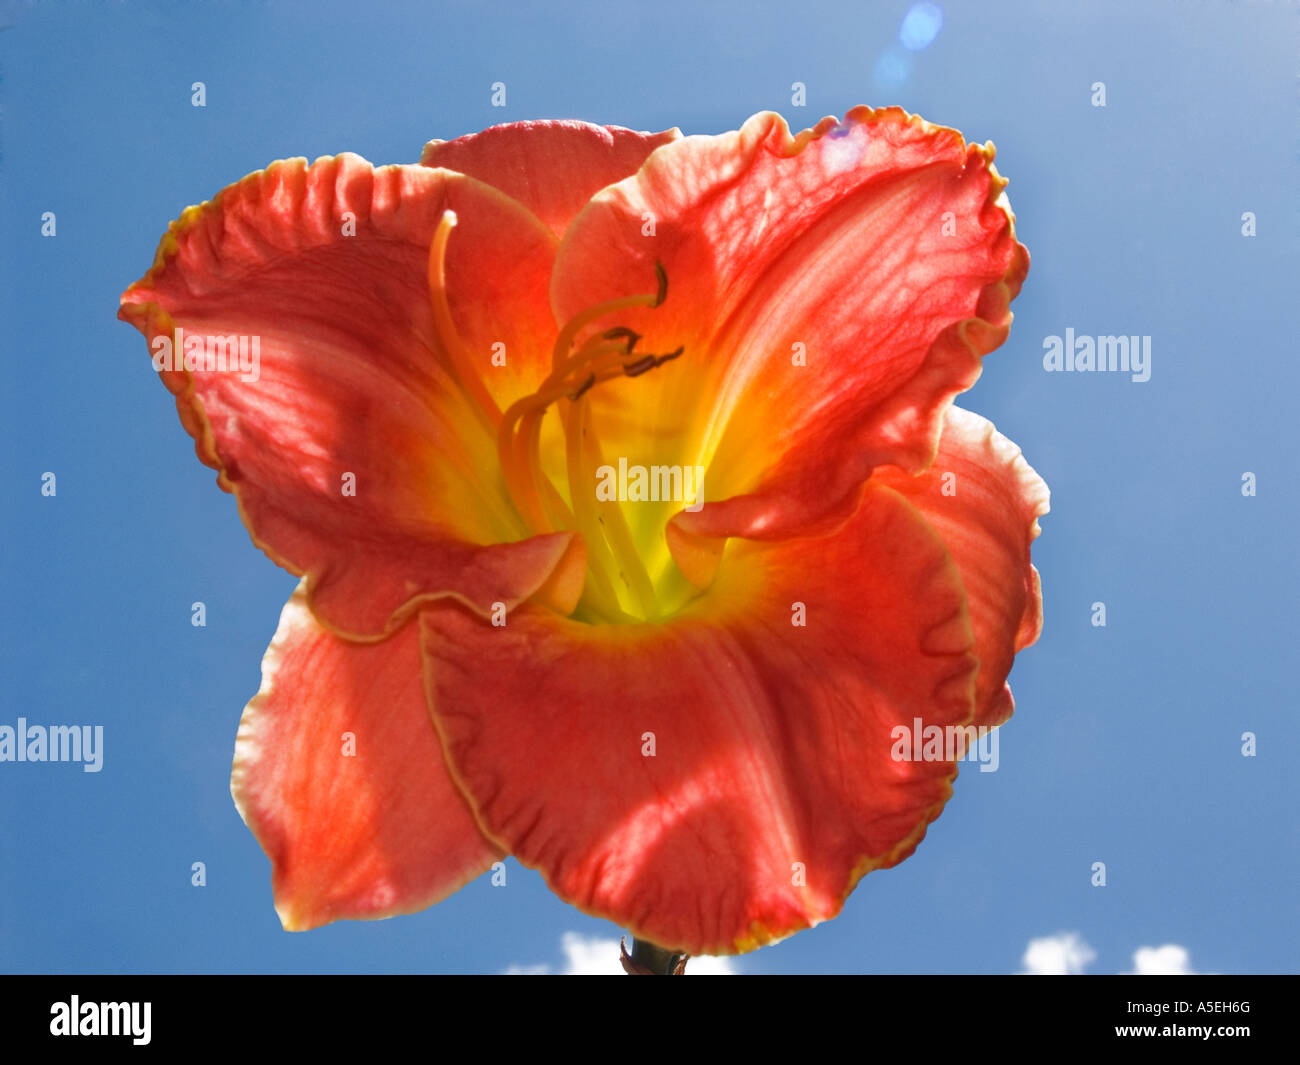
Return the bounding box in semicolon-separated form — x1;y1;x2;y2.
1;0;1296;974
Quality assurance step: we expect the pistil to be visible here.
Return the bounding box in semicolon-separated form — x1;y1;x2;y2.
426;211;503;434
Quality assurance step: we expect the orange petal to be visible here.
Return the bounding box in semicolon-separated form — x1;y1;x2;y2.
551;106;1028;558
873;406;1049;726
421;120;681;238
232;583;502;931
119;154;572;636
420;483;977;955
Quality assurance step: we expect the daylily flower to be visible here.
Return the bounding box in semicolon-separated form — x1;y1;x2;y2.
119;106;1047;959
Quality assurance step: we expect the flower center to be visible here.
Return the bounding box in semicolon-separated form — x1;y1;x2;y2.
427;210;689;624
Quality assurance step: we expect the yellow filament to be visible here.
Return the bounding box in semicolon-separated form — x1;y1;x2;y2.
519;410;562;529
577;409;659;619
560;400;637;622
558;397;645;620
494;341;637;534
496;399;550;534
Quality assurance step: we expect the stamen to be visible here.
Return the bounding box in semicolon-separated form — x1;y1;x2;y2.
497;394;554;534
548;260;668;375
624;345;684;378
562;398;640;623
519;411;551;525
652;260;668;307
576;409;659;619
549;337;632;389
494;260;682;621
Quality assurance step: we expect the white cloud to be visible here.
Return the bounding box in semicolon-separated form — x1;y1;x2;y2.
504;931;739;975
1020;932;1098;975
1019;934;1202;975
557;932;624;975
1127;945;1198;975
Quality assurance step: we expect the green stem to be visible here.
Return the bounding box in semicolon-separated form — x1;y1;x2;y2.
630;938;686;975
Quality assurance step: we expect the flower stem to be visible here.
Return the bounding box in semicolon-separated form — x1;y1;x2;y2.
621;936;689;975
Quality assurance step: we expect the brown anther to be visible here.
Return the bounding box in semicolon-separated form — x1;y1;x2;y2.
624;345;685;378
623;355;656;377
653;260;668;307
602;326;641;352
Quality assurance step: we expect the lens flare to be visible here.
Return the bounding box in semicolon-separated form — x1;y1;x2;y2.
899;2;943;51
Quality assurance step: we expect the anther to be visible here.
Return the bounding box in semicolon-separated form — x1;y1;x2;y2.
602;327;641;351
623;345;685;378
653;261;668;307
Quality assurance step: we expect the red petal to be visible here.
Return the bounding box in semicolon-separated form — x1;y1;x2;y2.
232;583;501;930
421;120;681;238
420;483;977;955
119;154;572;636
874;407;1049;726
550;107;1028;562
